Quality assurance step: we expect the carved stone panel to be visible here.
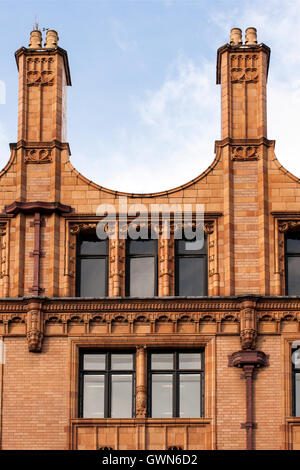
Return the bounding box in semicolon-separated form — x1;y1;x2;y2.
25;148;52;164
230;54;258;83
26;57;55;87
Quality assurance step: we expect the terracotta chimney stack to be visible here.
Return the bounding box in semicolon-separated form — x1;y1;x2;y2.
44;30;59;49
28;29;42;49
230;28;242;46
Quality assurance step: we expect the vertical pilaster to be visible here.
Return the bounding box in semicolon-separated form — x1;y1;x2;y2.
136;345;147;418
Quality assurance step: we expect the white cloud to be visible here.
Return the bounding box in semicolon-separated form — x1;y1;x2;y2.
111;18;137;52
72;54;220;193
210;0;300;178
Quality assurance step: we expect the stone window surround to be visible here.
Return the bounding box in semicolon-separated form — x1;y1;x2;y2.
69;335;215;434
273;212;300;295
64;214;221;297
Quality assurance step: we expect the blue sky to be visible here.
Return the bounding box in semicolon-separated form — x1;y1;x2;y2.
0;0;300;192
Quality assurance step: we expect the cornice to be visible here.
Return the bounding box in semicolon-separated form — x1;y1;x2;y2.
214;137;274;153
14;46;71;86
0;296;300;313
216;43;271;84
9;140;71;155
3;201;73;216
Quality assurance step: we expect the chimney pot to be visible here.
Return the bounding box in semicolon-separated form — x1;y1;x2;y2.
44;30;59;49
230;28;242;46
245;27;257;45
28;30;42;49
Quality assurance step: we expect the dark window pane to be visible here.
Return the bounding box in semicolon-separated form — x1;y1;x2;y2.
84;354;105;370
128;239;155;255
287;256;300;295
111;354;133;370
179;374;201;417
176;238;206;255
111;375;133;418
179;353;202;370
151;353;173;370
152;374;173;418
80;239;107;255
80;258;106;296
296;373;300;417
83;375;104;418
177;257;205;296
287;232;300;254
129;258;155;296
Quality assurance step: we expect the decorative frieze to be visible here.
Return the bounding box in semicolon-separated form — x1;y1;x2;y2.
24;148;52;164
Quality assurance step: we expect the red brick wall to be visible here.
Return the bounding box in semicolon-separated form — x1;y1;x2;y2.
1;337;69;450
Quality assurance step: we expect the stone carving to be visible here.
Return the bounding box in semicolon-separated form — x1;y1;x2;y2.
26;304;43;352
278;220;300;233
26;57;54;86
231;54;258;83
136;385;147;417
70;223;97;235
231;146;260;161
25;149;52;164
240;302;257;350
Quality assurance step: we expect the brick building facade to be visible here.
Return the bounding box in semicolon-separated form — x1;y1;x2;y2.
0;26;300;450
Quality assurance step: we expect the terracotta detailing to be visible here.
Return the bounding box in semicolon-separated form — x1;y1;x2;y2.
228;299;269;450
3;201;72;215
29;212;45;295
0;221;9;297
26;299;43;352
14;44;71;143
240;300;257;350
135;345;147;417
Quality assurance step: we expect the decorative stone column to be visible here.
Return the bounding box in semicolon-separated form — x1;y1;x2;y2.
136;345;147;417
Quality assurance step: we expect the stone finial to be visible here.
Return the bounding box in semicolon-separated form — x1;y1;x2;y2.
245;27;257;45
28;30;42;49
44;30;59;48
230;28;242;46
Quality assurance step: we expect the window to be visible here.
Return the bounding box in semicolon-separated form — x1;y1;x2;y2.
125;239;157;297
79;351;135;418
148;351;204;418
76;235;108;297
175;237;207;296
285;231;300;295
292;345;300;416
